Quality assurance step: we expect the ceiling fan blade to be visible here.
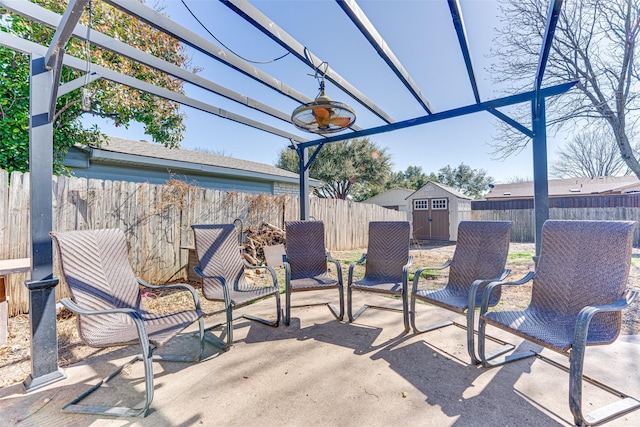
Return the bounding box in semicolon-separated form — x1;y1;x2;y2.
328;116;352;128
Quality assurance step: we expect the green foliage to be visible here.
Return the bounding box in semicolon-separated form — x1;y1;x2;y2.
0;1;189;174
386;165;436;191
436;163;493;199
276;138;393;200
507;251;534;264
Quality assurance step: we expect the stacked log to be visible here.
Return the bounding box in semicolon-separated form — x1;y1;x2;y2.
241;222;285;265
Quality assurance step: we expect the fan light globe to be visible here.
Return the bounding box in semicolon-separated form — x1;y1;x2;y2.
291;89;356;134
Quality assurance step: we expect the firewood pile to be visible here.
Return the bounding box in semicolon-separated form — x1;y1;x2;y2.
241;222;286;265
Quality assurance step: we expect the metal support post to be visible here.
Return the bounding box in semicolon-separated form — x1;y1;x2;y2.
531;97;549;258
23;55;65;392
297;147;310;220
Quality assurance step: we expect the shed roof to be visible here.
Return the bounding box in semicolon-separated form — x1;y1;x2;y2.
485;176;640;200
363;187;414;204
406;181;472;201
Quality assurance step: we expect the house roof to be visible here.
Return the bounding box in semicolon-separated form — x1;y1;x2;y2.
406;181;472;200
485;176;640;199
80;136;318;185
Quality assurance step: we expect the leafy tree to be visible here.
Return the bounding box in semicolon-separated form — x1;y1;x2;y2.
489;0;640;177
385;166;435;191
551;128;631;178
436;163;494;199
0;0;190;174
275;138;393;200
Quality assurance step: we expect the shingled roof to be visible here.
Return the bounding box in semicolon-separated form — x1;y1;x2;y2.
89;136;302;181
486;176;640;200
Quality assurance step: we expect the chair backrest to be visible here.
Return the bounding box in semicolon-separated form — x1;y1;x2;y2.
50;229;142;344
364;221;410;280
284;221;328;280
448;221;512;292
192;224;247;297
533;220;636;341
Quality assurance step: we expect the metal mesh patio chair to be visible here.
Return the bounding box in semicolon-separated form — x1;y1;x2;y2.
477;220;640;426
410;221;511;364
50;228;206;417
347;221;412;331
283;221;343;326
192;224;280;348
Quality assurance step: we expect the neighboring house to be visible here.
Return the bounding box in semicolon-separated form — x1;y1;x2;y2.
64;136;320;195
406;181;472;242
485;176;640;200
362;188;414;218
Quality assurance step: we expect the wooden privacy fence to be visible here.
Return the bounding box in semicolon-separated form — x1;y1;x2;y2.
472;195;640;245
0;170;405;315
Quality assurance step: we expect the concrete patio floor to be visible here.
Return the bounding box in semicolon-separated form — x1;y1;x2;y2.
1;291;639;427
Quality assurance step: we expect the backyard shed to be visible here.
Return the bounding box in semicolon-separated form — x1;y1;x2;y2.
407;181;472;241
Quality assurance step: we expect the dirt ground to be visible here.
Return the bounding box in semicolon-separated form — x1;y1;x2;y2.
2;242;639;389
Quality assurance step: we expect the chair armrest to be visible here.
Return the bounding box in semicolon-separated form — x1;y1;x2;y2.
137;278;202;311
348;254;367;284
572;289;639;363
479;271;536;315
411;259;452;294
193;266;226;286
326;250;343;285
60;297;139;317
578;289;639;318
244;262;279;289
60;298;150;345
467;269;511;312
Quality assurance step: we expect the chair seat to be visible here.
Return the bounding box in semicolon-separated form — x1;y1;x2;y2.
414;288;467;313
289;273;339;291
415;286;501;314
351;277;404;294
80;309;203;348
482;308;620;353
203;282;279;306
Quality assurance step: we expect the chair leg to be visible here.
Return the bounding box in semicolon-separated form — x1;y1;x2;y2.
402;287;410;332
328;283;344;321
477;317;531;368
285;285;292;326
242;293;281;327
347;283;354;322
409;294;454;334
62;343;154;417
569;311;640;425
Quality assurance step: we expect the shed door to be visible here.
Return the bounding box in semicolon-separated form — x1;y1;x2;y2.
412;198;450;240
429;198;449;240
412;199;430;239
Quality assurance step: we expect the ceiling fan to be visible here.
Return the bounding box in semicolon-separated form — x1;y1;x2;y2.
291;65;356;134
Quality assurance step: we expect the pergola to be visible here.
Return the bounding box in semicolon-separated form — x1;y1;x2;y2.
0;0;572;392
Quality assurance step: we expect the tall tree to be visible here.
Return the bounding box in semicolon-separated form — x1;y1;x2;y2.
0;0;190;174
551;128;631;178
275;138;393;200
385;166;435;191
437;163;494;199
489;0;640;178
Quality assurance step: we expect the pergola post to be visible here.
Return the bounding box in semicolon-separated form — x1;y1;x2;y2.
297;147;310;220
23;55;65;392
531;97;549;257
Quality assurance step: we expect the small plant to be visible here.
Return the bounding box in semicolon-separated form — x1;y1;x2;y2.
507;251;534;263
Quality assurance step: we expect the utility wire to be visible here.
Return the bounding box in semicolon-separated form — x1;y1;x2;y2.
180;0;289;64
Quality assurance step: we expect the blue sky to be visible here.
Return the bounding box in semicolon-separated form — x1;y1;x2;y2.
83;0;567;183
